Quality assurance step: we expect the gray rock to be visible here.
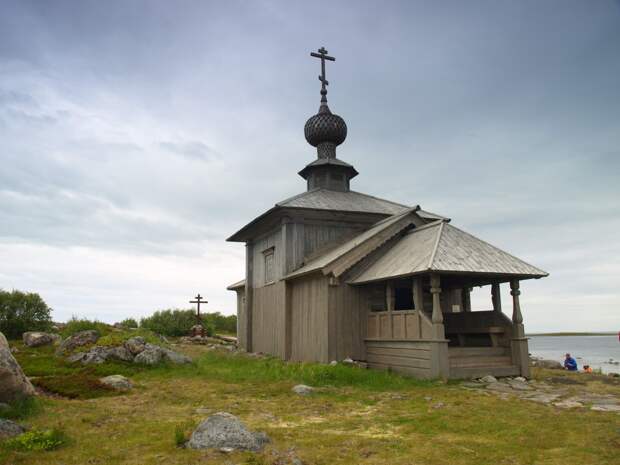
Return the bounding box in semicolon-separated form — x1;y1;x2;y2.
480;375;498;384
22;331;55;347
0;331;36;402
124;336;147;355
68;345;135;364
161;347;192;364
292;384;314;395
0;418;26;439
507;380;532;391
554;400;583;409
522;393;562;404
187;412;269;451
107;345;134;362
100;375;132;391
133;346;164;365
329;360;338;366
590;404;620;412
513;376;527;383
548;377;585;385
56;330;99;355
531;358;563;369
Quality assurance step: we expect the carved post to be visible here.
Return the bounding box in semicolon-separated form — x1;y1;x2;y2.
430;274;445;340
510;279;524;337
509;279;529;377
491;283;502;312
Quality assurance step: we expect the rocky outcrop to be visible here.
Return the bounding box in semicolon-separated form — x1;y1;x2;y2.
56;330;99;355
0;331;36;402
100;375;132;391
124;336;146;355
187;412;269;451
22;331;59;347
0;419;26;439
530;358;563;369
63;336;191;366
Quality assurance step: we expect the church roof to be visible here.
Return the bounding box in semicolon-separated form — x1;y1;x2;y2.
350;220;548;284
277;188;411;215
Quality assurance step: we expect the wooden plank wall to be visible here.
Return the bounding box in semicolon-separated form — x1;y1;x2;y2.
366;340;432;378
290;274;329;362
367;310;433;340
236;288;246;349
252;229;283;285
252;281;286;358
328;283;369;361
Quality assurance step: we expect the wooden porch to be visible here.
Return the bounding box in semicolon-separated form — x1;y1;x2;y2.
362;274;530;379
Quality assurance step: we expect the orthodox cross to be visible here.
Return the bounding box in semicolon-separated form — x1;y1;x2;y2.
310;46;335;103
189;293;207;324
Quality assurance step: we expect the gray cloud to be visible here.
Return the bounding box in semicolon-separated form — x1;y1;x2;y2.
0;0;618;329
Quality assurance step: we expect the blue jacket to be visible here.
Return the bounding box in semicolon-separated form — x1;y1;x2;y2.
564;357;578;371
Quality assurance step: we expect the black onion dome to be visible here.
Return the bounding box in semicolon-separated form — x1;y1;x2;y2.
304;105;347;147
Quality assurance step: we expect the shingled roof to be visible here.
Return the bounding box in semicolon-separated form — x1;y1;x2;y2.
350;220;548;284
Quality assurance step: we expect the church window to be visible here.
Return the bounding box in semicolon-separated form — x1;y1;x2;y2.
263;248;275;284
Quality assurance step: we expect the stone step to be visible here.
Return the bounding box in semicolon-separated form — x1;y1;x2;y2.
450;365;520;379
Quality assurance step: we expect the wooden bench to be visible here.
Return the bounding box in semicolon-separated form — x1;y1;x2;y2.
449;326;507;347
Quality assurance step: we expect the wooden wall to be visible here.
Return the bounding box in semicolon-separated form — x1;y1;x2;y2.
235;288;247;349
252;229;283;285
328;283;369;361
252;281;286;358
290;274;329;362
366;340;433;378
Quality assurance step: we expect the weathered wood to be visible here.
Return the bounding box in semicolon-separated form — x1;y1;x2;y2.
491;283;502;312
290;274;329;362
430;274;445;340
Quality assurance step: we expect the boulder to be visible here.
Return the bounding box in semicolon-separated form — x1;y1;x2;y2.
0;331;36;402
480;375;498;384
0;419;26;440
187;412;269;451
531;358;562;369
161;347;191;364
22;331;55;347
56;330;99;355
124;336;147;355
100;375;132;391
134;346;164;365
68;345;134;365
292;384;314;395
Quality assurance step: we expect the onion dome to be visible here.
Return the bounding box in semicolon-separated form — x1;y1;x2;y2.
304;104;347;156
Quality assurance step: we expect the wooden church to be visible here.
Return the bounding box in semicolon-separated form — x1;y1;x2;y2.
227;48;548;379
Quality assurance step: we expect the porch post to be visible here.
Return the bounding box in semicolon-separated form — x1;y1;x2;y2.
491;283;502;312
510;279;530;377
462;287;471;312
429;273;449;379
430;274;444;339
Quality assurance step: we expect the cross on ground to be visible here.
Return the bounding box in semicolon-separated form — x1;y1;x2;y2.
189;293;207;324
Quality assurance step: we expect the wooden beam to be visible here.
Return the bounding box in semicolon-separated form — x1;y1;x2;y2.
430;274;445;340
491;283;502;312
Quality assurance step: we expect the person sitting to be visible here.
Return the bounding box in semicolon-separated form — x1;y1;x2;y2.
564;353;578;371
583;364;593;373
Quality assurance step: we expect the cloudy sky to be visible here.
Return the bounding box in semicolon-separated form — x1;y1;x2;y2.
1;1;618;332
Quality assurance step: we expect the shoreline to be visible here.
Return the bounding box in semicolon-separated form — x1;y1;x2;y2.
527;332;616;337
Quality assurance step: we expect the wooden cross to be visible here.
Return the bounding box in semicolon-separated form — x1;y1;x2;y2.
189;293;207;323
310;47;335;102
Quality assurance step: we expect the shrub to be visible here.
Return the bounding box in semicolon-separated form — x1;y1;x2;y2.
31;372;116;399
97;328;163;347
203;312;237;335
118;317;138;328
0;289;53;339
61;316;110;338
3;428;67;451
140;309;199;337
0;396;41;420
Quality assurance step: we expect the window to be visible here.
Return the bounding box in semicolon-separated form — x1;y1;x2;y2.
263;248;275;284
394;286;414;310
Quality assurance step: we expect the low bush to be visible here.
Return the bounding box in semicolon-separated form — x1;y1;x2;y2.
0;396;41;420
118;317;138;328
0;289;53;338
203;311;237;335
140;309;202;337
97;328;163;347
61;317;110;338
2;428;68;452
31;371;117;399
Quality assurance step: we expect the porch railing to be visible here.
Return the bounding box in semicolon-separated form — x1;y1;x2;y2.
367;309;434;340
443;310;513;347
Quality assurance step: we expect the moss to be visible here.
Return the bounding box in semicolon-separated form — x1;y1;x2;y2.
31;371;118;399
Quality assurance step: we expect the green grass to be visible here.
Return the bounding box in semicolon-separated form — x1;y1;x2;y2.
1;428;68;452
96;328;165;347
3;342;619;465
60;317;111;338
0;396;42;420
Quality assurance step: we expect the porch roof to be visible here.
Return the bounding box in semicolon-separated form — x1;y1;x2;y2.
349;220;548;284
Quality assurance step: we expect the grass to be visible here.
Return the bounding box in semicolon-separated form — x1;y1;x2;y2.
0;396;42;420
2;342;619;465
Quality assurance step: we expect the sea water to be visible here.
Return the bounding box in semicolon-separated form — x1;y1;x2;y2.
528;335;620;374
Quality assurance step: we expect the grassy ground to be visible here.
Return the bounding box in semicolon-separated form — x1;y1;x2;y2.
2;342;619;465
